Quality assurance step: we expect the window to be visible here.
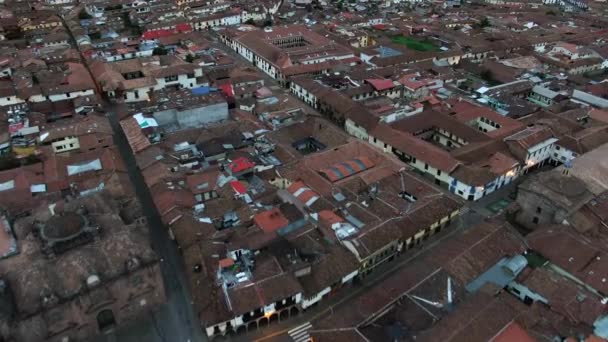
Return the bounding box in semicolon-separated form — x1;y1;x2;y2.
164;75;178;82
437;170;441;176
65;92;71;98
373;138;377;143
536;207;542;213
187;73;195;78
424;163;429;170
532;217;539;224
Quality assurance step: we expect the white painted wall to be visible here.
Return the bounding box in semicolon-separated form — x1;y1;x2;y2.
52;136;80;153
301;286;331;309
524;139;557;168
48;89;95;102
551;144;577;163
0;96;24;107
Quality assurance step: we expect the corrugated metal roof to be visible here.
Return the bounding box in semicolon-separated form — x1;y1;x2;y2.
287;181;319;207
0;180;15;192
66;158;102;176
319;157;375;182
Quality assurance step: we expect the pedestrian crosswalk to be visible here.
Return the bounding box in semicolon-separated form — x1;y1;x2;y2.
288;322;312;342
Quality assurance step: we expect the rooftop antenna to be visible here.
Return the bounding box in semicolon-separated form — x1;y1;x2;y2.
399;167;406;197
398;167;413;216
410;295;443;308
446;276;454;310
410;276;455;311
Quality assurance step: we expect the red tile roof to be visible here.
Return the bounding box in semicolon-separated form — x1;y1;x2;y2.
219;258;235;269
254;208;289;233
589;108;608;124
448;99;525;138
505;126;554;150
186;170;220;194
318;210;344;226
153;188;196;217
366;78;395;91
490;321;536;342
371;124;460;173
230;180;247;195
120;116;151;153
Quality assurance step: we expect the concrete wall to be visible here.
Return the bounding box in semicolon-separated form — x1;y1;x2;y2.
525;140;556;169
551;144;577;164
345;119;369;140
48;89;95;103
124;88;151;103
515;188;564;230
301;286;331;309
0;96;25;107
153;101;228;128
52;136;80;154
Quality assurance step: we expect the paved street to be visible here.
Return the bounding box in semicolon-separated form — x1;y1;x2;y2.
90;106;206;342
58;18;200;342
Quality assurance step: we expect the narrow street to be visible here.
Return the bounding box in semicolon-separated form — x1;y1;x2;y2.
56;15;205;342
91;105;206;342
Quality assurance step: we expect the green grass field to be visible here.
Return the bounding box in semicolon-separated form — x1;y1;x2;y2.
391;36;438;52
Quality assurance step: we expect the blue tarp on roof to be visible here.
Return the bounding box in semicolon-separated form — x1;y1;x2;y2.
192;87;217;95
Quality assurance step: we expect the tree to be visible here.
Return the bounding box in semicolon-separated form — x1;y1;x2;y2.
153;46;168;56
478;17;491;28
245;18;255;25
89;31;101;40
546;10;556;15
185;54;195;63
78;9;92;20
